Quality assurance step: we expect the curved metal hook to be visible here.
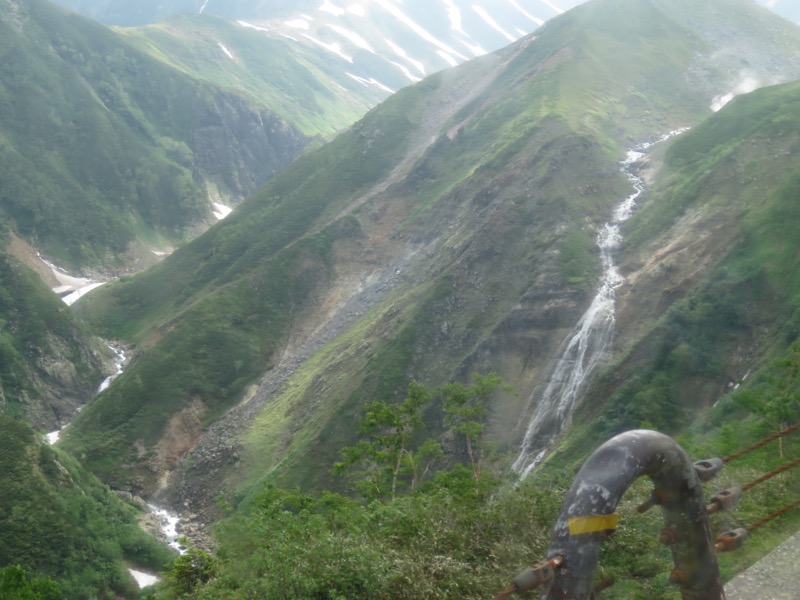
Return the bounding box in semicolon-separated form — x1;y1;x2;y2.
544;429;722;599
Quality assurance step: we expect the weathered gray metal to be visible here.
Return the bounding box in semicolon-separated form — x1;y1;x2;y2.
542;429;723;599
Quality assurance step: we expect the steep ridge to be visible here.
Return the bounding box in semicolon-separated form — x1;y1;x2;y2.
0;0;312;269
68;0;800;519
113;13;385;138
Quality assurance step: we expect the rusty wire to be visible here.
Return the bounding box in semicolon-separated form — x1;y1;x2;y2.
739;457;800;492
745;497;800;533
491;586;517;600
722;422;800;463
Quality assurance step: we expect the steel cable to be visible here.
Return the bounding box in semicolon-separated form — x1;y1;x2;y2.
722;423;800;464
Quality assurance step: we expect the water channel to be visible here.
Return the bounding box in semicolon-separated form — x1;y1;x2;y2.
512;130;688;478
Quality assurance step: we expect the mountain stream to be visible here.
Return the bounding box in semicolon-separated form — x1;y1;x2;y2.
45;344;184;588
512;129;688;478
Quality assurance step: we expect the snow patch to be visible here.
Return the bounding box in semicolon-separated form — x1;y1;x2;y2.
509;0;546;24
385;38;426;75
436;49;459;67
129;569;160;589
346;73;394;93
458;38;487;57
326;24;375;53
212;202;233;220
217;42;234;59
62;282;105;306
540;0;567;14
237;20;270;33
303;34;353;62
441;0;466;36
472;5;517;43
373;0;467;61
347;3;366;16
390;60;423;83
285;18;311;30
319;0;345;17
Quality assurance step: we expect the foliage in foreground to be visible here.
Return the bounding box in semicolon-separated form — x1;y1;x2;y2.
149;345;800;599
0;565;60;600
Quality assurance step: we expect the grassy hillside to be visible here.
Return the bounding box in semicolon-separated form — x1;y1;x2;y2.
116;14;382;137
0;415;173;599
0;0;309;268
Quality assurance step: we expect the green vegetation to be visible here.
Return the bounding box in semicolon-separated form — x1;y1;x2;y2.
565;81;800;451
146;358;799;599
0;565;61;600
0;239;103;423
66;83;426;489
65;0;800;508
0;415;173;599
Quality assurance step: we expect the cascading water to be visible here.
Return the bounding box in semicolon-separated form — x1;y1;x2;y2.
512;129;688;479
46;342;126;444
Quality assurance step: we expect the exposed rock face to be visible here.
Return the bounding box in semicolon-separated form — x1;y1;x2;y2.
153;396;208;480
191;91;311;202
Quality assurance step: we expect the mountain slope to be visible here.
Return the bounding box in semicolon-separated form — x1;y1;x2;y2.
545;77;800;465
0;0;310;269
0;414;173;599
68;0;800;516
0;228;106;430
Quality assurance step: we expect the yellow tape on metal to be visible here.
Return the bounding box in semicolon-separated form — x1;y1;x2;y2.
568;514;619;535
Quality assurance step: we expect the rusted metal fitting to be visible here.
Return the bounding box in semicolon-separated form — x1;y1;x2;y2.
715;529;749;552
693;458;724;482
544;430;723;599
511;555;564;593
591;577;615;597
706;487;742;515
668;568;688;585
659;526;679;546
636;489;666;513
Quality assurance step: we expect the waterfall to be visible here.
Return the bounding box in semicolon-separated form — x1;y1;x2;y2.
46;342;127;444
512;129;688;478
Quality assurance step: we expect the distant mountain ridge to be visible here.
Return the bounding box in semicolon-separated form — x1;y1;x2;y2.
52;0;587;94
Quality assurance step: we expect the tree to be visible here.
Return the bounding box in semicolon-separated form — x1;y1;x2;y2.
0;565;61;600
162;542;215;597
441;373;508;488
333;382;440;500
